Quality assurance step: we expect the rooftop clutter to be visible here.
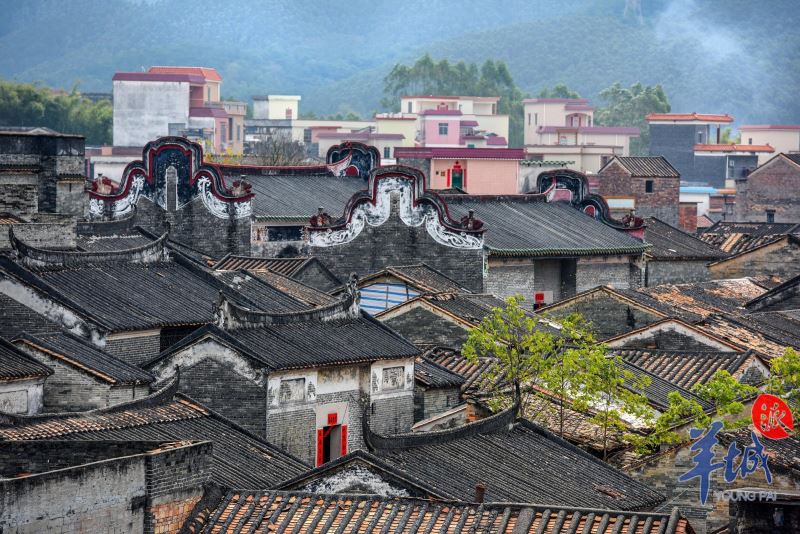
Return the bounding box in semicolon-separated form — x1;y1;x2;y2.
3;136;799;534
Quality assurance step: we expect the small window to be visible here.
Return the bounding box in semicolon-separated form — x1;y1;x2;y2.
285;108;293;119
438;123;449;135
748;138;753;144
697;131;704;143
645;180;654;193
383;146;391;158
766;210;775;223
207;87;211;101
303;128;312;144
382;366;405;390
527;113;531;126
534;113;538;125
467;144;475;148
267;226;303;241
279;378;306;404
407;102;413;113
237;125;241;141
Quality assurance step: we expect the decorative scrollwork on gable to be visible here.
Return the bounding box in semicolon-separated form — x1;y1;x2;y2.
88;137;253;220
306;165;484;250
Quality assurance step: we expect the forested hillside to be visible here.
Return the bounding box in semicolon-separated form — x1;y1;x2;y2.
1;0;797;126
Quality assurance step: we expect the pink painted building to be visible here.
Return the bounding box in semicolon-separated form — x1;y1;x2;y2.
394;147;524;194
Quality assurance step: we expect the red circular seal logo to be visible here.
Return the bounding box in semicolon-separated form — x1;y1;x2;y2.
752;393;793;440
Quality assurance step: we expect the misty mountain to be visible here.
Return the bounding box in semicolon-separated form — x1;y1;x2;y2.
1;0;798;125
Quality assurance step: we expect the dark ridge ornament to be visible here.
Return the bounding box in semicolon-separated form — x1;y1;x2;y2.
88;136;253;220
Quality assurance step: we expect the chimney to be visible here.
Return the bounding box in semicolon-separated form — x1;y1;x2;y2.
474;483;486;503
467;209;475;229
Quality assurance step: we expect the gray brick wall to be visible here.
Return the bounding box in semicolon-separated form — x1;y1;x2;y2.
133;195;251;259
544;292;663;340
620;330;720;351
15;343;145;412
710;240;800;280
371;393;414;436
179;358;267;438
576;257;640;293
105;331;162;367
0;219;77;250
0;450;147;533
415;386;461;421
485;261;536;300
310;202;484;292
646;260;711;286
0;175;38;216
736;157;800;223
381;306;470;348
266;403;318;464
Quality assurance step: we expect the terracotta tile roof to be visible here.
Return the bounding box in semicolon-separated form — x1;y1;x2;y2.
0;389;309;487
0;213;25;224
147;66;221;81
184;489;692;533
614;347;756;390
739;124;800;130
646;113;733;123
695;315;790;360
0;337;52;381
694;143;774;152
424;347;503;395
246;269;336;307
414;356;467;389
699;221;800;254
637;278;767;319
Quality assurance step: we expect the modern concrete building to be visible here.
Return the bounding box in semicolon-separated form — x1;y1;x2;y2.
112;66;245;154
522;98;639;174
647;112;774;188
738;124;800;164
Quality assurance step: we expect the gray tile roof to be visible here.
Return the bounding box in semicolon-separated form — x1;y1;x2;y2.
614;347;753;390
371;264;468;293
14;333;153;385
606;156;679;177
415;356;467;388
0;388;309;488
699;221;800;254
369;413;666;510
0;255;300;332
643;217;728;260
440;195;648;257
620;361;713;412
159;314;420;372
214;270;312;313
75;234;154;252
243;171;366;220
0;337;52;380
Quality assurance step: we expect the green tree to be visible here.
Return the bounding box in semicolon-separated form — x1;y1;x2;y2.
462;296;552;417
720;127;741;144
594;82;671;156
632;369;760;454
382;55;527;147
767;347;800;423
537;84;581;99
538;313;606;438
0;79;111;145
588;353;652;460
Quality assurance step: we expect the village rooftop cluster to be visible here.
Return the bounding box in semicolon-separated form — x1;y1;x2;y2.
0;64;800;533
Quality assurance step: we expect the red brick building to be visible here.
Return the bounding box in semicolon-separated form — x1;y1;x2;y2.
597;156;680;227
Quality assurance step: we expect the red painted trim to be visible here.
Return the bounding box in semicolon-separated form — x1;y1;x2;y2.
446;168;451;187
316;428;324;466
327;413;338;426
340;425;348;456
